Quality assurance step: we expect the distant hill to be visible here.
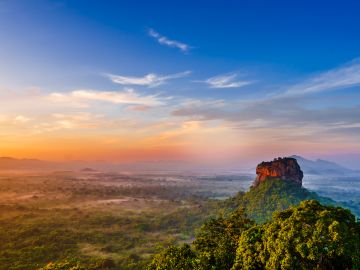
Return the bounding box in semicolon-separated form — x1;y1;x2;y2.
0;157;115;172
290;155;356;176
0;157;55;170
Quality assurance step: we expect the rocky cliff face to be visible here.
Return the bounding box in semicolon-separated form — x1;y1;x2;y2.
252;157;303;187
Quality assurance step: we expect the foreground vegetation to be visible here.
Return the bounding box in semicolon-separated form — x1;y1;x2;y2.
148;179;360;270
149;200;360;270
0;172;359;269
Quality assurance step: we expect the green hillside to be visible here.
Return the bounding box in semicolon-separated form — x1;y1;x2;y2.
223;178;335;223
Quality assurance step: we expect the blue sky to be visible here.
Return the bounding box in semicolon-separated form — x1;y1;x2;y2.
2;0;360;89
0;0;360;168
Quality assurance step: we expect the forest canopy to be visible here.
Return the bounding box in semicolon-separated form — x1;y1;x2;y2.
148;200;360;270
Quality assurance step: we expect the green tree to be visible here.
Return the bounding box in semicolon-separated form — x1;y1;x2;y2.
233;200;360;270
232;225;264;270
193;207;253;269
149;199;360;270
147;244;197;270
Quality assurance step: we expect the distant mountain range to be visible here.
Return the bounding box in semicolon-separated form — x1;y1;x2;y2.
0;157;117;172
0;155;358;175
0;157;198;172
0;157;104;172
0;157;54;170
290;155;358;176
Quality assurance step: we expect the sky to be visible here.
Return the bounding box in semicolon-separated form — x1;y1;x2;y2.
0;0;360;169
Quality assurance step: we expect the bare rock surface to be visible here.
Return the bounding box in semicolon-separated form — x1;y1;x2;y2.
253;157;303;187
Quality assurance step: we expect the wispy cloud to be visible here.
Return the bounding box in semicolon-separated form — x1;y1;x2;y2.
14;115;31;123
49;88;167;106
285;59;360;95
30;112;105;134
172;95;360;142
148;28;191;53
200;74;252;89
171;60;360;141
107;71;191;87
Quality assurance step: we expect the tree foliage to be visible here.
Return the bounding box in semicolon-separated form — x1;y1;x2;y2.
147;244;197;270
193;208;253;269
149;200;360;270
233;200;360;270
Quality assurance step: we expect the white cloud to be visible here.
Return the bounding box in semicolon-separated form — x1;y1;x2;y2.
107;71;191;87
148;28;191;53
49;88;167;106
31;112;104;133
286;59;360;95
44;92;89;108
14;115;31;123
201;74;252;88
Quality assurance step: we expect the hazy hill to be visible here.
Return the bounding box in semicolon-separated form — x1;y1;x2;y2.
0;157;54;170
291;155;356;175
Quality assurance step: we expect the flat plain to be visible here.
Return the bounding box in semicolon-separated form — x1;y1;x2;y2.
0;171;251;270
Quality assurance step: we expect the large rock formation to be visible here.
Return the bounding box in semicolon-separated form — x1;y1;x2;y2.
252;157;303;187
